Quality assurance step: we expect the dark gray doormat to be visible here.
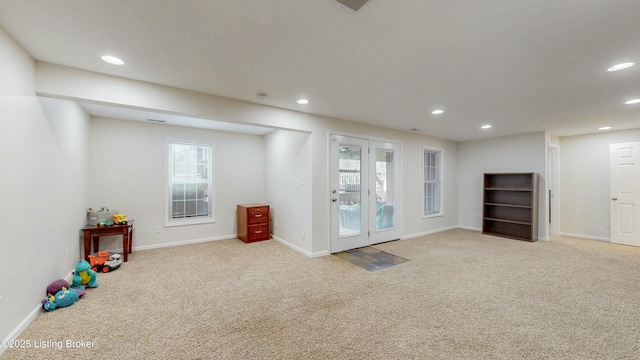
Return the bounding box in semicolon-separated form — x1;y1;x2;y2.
334;246;409;271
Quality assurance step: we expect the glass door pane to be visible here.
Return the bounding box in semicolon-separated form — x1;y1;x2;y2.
339;145;362;237
375;149;394;230
369;141;401;245
331;134;369;253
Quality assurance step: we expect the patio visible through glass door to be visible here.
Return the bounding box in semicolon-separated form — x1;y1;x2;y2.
369;141;401;245
331;135;369;253
330;135;401;253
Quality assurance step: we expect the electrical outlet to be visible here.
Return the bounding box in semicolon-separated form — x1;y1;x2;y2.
65;247;70;258
301;231;305;240
154;226;160;233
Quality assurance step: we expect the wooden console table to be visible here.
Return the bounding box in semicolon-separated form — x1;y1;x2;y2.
82;223;133;262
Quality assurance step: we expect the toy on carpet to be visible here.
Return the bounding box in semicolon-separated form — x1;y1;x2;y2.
43;287;80;311
71;260;99;289
41;279;86;309
89;251;123;273
44;279;86;299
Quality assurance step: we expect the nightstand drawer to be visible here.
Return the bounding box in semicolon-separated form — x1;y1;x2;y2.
247;206;269;224
246;224;270;242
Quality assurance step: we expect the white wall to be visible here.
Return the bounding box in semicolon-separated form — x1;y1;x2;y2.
559;129;640;240
0;28;90;347
264;130;313;255
401;133;459;238
89;117;265;251
457;132;547;239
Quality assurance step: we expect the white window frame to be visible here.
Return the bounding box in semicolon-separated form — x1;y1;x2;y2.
423;148;443;218
165;140;215;226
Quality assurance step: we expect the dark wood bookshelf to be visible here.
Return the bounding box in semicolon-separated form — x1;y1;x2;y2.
482;173;539;242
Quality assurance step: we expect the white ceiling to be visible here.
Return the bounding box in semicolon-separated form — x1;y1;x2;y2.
1;0;639;141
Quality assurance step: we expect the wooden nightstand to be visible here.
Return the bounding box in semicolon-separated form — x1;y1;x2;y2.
237;204;270;243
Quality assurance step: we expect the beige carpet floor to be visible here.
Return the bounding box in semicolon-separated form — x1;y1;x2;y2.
4;229;640;359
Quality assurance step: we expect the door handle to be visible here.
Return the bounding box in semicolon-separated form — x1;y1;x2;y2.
612;197;618;200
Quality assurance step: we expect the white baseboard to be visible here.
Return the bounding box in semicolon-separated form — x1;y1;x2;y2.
559;232;610;242
401;225;462;240
445;225;550;242
271;235;329;258
276;226;470;257
456;225;482;232
131;234;234;252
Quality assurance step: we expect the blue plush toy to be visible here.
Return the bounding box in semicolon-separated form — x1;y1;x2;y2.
71;260;99;288
43;287;80;311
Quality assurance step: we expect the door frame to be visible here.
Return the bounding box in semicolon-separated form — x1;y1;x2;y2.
328;131;403;253
547;143;559;237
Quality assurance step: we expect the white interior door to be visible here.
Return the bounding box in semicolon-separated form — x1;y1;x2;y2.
330;135;402;253
610;142;640;246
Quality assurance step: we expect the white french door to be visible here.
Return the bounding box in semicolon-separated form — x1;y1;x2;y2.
610;142;640;246
369;141;402;244
330;136;369;252
330;134;402;253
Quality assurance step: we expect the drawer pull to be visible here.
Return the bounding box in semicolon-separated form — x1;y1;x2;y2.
254;214;263;218
255;230;263;234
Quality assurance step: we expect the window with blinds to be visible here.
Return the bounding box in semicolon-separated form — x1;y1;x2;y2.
167;141;214;225
423;149;442;216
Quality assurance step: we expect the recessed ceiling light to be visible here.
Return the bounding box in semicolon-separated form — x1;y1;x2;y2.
599;126;612;130
607;62;634;72
481;125;492;129
101;55;125;65
296;99;309;104
624;98;640;105
432;109;444;115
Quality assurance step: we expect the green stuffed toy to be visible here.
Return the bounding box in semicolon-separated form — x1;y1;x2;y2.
71;260;99;288
43;287;80;311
